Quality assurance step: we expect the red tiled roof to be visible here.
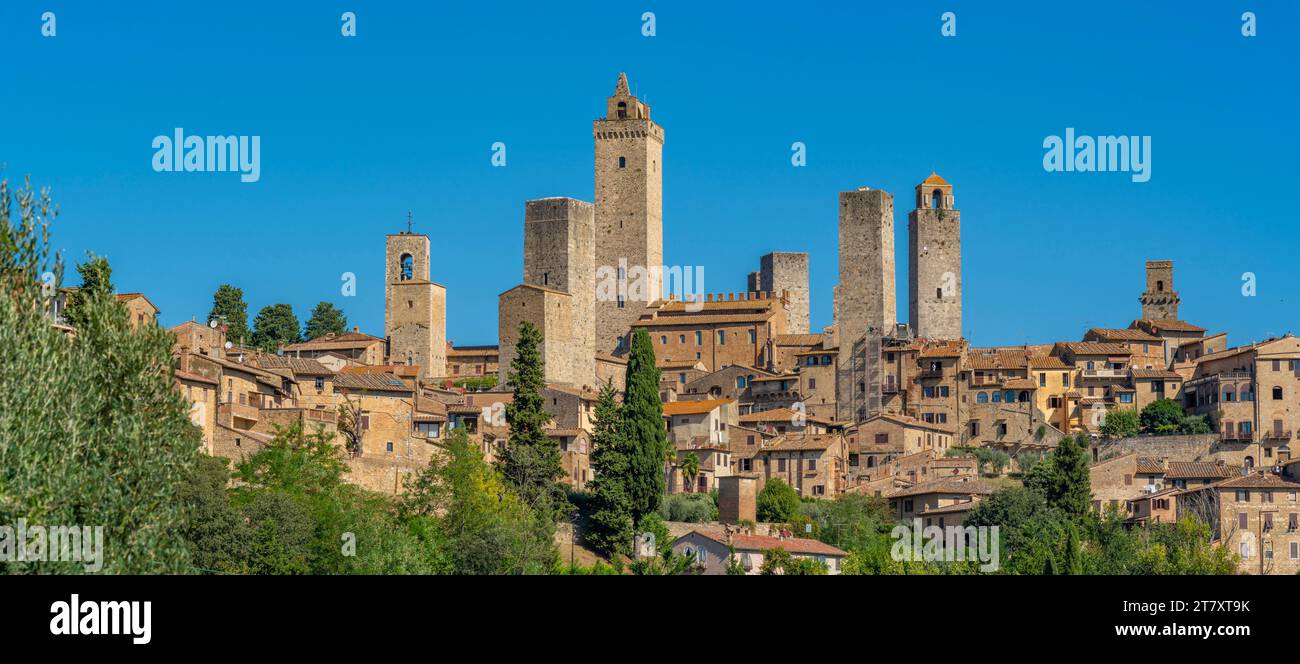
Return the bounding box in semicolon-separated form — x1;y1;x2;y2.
691;531;848;557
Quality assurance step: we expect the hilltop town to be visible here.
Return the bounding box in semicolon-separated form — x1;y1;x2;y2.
47;73;1300;575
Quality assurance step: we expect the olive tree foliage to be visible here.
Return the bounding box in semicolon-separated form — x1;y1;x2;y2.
0;177;203;573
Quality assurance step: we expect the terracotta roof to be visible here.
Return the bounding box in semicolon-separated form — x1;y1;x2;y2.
919;500;980;516
921;171;950;186
253;356;334;376
545;428;586;438
333;372;412;392
1130;368;1182;380
738;407;836;427
1136;458;1165;474
652;298;777;314
689;531;848;557
1056;342;1132;356
773;334;824;346
1138;319;1206;333
174;369;218;385
662;399;733;416
1001;378;1037;390
888;477;992;499
1030;355;1072;370
447;345;498;357
1087;328;1163;343
919;341;965;358
849;413;954;435
763;433;842;451
1203;472;1300;490
282;331;383;351
1164;461;1235;480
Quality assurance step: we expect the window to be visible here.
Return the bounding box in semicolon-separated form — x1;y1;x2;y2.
939;386;950;397
874;433;888;445
969;421;980;437
777;459;786;472
992;392;1002;403
314;377;325;391
717;330;726;345
1292;542;1299;560
1240;541;1251;558
616;101;627;119
1039;373;1046;387
399;254;413;281
1290;513;1299;531
1238;511;1248;529
747;329;757;344
679;372;687;384
618;156;626;168
1048;397;1063;408
931;189;942;209
736;376;747;389
679;334;685;344
976;392;988;403
695;331;702;345
1263;491;1274;503
1237;490;1249;503
617;295;625;309
996;423;1008;436
1273;386;1284;400
660;335;667;345
813;485;825;496
1119;393;1133;404
1264;513;1274;531
808;378;816;389
386;441;394;453
808;459;817;471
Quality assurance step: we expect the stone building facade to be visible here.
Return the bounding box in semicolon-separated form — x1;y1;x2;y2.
594;72;664;353
833;187;896;421
385;232;447;378
908;173;962;340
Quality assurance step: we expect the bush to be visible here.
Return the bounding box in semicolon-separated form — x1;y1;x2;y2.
757;478;801;523
658;492;718;523
1100;409;1140;439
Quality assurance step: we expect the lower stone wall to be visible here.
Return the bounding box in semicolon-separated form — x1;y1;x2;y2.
1092;433;1251;464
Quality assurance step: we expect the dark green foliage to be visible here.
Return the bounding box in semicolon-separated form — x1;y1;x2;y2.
759;548;827;575
1;178;201;573
1140;399;1185;434
250;303;301;350
1178;414;1212;434
178;456;250;574
1099;409;1140;439
303;301;347;340
584;380;635;555
207;284;249;343
498;321;568;522
63;253;113;328
756;478;801;523
1024;435;1092;520
623;328;668;522
658;493;718;523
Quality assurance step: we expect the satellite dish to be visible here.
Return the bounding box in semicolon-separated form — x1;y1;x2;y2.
224;341;233;349
209;320;218;329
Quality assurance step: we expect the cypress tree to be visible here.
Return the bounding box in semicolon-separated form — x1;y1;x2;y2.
584;379;634;556
208;284;250;343
1063;522;1084;575
1050;435;1093;521
623;328;668;524
499;321;566;521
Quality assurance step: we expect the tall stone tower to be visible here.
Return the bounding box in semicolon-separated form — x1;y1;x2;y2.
760;252;810;334
1139;260;1180;320
498;198;596;388
833;187;896;422
385;231;447;378
594;72;664;354
908;173;962;340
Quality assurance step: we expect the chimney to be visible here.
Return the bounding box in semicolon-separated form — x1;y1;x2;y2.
353;325;359;333
706;293;714;302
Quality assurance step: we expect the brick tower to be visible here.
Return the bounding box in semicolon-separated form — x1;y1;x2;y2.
1139;260;1180;320
594;72;664;353
385;230;447;378
908;172;962;340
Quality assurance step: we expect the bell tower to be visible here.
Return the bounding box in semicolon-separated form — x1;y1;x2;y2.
1139;260;1180;320
385;224;447;378
908;172;962;340
594;72;664;353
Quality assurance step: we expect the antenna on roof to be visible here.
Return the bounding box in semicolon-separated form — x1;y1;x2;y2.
407;210;413;234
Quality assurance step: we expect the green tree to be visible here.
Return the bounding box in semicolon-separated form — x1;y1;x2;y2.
63;253;113;328
585;379;635;556
208;284;249;343
1140;399;1185;434
1178;415;1212;434
680;452;701;492
1028;435;1092;520
498;321;567;522
1100;409;1140;439
1063;523;1084;575
404;428;558;574
179;455;250;574
1;178;201;573
756;478;801;523
250;303;301;350
759;548;828;575
623;328;668;522
303;301;347;340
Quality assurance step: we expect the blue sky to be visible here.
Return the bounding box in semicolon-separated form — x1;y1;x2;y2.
2;1;1296;348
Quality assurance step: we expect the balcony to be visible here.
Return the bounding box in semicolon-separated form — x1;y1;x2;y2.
1262;430;1293;441
1220;431;1253;442
882;382;900;394
917;369;944;380
219;401;259;424
1081;368;1127;379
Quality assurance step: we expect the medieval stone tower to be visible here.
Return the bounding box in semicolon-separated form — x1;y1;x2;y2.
498;198;596;388
594;72;664;353
759;252;810;334
908;172;962;340
1139;260;1180;320
833;187;896;421
385;231;447;378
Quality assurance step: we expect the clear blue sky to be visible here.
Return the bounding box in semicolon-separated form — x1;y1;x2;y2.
2;1;1296;348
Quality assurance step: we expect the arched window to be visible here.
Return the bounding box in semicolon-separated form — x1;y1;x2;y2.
399;254;413;281
617;101;627;119
992;391;1002;403
867;457;876;468
1156;280;1164;292
931;189;942;209
976;392;988;403
1244;456;1255;469
618;156;626;169
1223;387;1235;402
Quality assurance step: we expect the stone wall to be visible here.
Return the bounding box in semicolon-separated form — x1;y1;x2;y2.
908;181;961;340
834;188;895;421
760;252;809;334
